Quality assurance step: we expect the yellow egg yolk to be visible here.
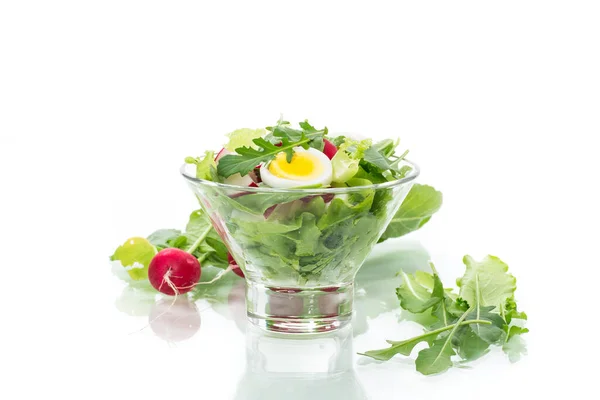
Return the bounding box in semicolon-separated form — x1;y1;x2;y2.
268;151;324;180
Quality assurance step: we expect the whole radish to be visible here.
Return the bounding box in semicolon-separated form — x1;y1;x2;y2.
148;248;201;295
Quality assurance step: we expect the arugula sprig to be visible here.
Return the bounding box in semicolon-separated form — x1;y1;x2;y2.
360;255;528;375
217;134;310;178
266;118;328;151
217;119;328;178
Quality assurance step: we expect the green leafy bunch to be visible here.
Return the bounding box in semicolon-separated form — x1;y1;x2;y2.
360;255;528;375
329;135;410;184
110;209;230;281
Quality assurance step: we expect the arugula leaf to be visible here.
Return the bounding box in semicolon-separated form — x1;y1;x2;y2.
465;306;506;344
217;135;310;178
379;184;443;242
360;254;527;375
265;119;327;151
363;146;394;171
359;333;435;361
185;151;216;180
185;209;229;268
147;229;185;250
455;326;491;361
395;268;444;313
415;338;456;375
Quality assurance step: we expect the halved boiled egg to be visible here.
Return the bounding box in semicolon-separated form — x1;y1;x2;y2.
260;147;333;188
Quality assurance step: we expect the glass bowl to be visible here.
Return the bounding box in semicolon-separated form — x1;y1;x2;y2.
181;160;419;333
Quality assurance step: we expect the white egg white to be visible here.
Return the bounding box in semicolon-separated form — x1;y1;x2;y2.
260;147;333;189
216;148;254;187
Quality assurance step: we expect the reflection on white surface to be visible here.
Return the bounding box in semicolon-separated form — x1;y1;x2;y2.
115;286;156;317
235;325;368;400
148;298;201;342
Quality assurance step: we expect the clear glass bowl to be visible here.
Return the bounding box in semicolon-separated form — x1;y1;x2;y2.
181;160;419;333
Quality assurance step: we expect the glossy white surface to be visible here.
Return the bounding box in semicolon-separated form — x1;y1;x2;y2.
1;1;598;399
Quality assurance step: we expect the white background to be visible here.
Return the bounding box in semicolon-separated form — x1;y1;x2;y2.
1;1;598;399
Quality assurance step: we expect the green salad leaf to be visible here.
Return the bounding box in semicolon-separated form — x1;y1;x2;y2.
224;128;266;151
379;184;443;242
147;229;186;250
360;255;528;375
185;151;216;180
457;255;517;308
331;138;373;183
110;237;157;280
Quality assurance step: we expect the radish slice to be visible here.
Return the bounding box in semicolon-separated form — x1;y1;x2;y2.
215;148;230;161
323;139;338;159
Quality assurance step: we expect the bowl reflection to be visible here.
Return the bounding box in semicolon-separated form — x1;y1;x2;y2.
234;324;368;400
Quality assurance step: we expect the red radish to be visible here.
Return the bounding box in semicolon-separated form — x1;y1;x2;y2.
264;204;277;218
228;253;245;278
321;193;335;203
319;286;339;293
148;248;201;296
323;139;338;159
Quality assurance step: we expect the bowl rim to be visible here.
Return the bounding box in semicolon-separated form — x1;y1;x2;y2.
180;159;420;194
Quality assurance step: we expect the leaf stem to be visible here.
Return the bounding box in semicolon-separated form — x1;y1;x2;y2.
386;316;490;345
186;226;212;255
429;306;474;365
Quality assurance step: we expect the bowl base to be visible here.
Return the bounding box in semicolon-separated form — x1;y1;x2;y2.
246;282;354;334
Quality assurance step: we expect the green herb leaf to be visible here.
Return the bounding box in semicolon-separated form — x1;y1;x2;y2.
360;254;527;375
185;209;229;268
359;334;435;361
379;184;443;242
455;326;491;361
147;229;185;249
395;269;444;314
217;135;310;178
415;338;456;375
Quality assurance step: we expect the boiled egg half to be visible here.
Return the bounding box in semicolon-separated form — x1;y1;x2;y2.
260;147;333;189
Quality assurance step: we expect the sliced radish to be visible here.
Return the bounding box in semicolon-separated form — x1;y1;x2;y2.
224;173;254;187
323;139;338;159
215;148;230;161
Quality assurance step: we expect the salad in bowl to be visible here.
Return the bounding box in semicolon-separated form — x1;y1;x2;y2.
111;118;442;334
181;119;420;332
